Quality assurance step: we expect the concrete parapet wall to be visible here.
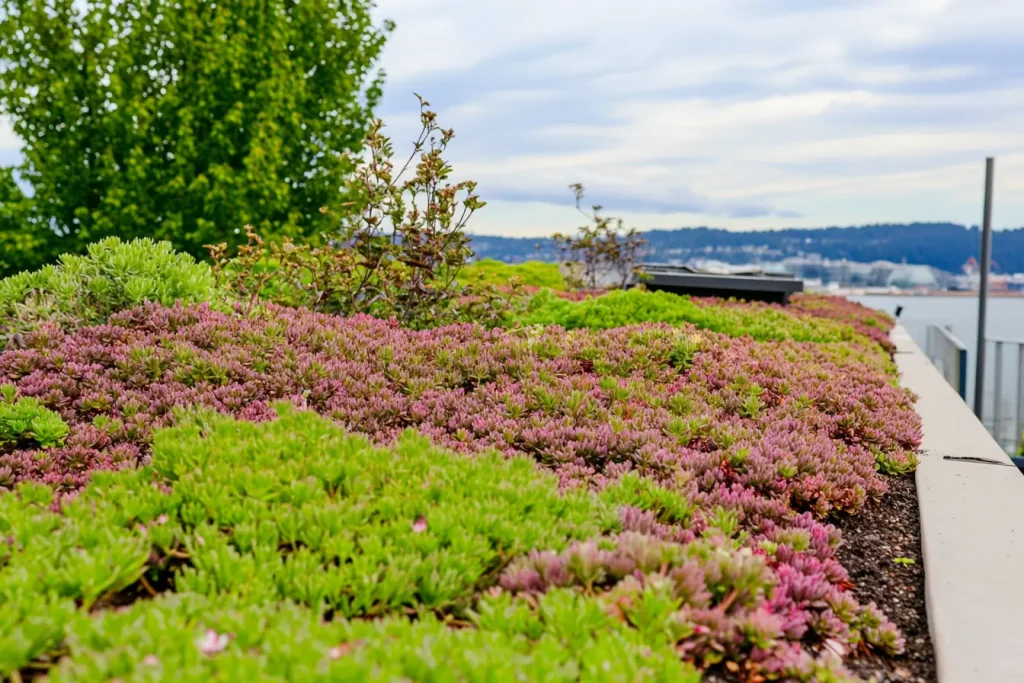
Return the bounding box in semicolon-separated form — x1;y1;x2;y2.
894;326;1024;682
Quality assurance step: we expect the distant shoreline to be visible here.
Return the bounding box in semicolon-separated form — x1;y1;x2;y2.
824;290;1024;298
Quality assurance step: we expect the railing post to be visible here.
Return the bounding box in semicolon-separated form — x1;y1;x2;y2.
974;157;995;417
994;342;1004;447
925;324;970;401
945;325;967;400
959;344;968;402
1017;344;1024;454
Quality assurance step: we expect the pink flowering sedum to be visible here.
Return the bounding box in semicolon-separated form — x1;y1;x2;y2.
0;300;920;681
0;304;918;504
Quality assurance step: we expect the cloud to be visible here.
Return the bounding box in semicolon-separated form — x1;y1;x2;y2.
0;119;21;151
481;182;789;218
1;0;1020;238
374;0;1024;234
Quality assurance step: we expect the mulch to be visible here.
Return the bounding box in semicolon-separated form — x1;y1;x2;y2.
834;473;937;682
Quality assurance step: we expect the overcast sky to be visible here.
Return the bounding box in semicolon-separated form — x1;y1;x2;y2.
373;0;1024;236
2;1;1022;238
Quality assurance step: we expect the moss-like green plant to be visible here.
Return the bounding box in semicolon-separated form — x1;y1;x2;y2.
0;384;69;450
460;259;567;289
0;237;219;348
23;591;698;682
509;288;868;346
0;404;623;677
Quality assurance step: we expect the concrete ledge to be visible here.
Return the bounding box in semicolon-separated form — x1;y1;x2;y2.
893;326;1024;682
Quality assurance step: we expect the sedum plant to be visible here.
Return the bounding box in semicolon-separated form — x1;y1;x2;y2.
0;406;706;681
0;303;919;502
0;305;914;679
13;592;699;682
0;237;219;350
510;288;870;347
0;384;69;450
788;294;897;355
0;406;888;682
0;283;920;681
459;258;567;290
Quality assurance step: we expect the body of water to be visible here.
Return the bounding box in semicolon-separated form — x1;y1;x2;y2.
850;294;1024;451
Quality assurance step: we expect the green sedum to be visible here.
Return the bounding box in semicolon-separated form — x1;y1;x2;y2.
460;259;567;289
33;590;697;682
0;384;70;450
510;288;868;345
0;237;220;348
0;405;686;680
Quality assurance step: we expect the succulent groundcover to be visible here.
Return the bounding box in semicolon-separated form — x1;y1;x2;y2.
0;298;919;682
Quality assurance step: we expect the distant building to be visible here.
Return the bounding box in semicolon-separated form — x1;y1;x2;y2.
651;250;960;293
886;265;939;290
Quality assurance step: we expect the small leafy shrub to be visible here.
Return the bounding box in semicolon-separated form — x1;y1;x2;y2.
0;237;218;349
553;184;648;290
511;288;870;347
208;97;511;329
0;384;69;451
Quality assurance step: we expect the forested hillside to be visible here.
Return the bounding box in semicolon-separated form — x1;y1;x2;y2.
471;223;1024;273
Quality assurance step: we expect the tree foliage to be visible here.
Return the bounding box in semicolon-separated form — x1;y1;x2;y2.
0;169;41;277
0;0;392;275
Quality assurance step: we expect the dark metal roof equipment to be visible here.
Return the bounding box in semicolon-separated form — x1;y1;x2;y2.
639;263;804;305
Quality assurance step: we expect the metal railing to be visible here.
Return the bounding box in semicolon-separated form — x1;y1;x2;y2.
983;337;1024;455
924;327;1024;455
925;325;968;401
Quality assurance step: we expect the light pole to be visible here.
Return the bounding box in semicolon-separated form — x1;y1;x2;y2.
974;157;995;418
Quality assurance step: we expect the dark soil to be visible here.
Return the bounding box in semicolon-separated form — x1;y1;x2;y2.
834;473;937;682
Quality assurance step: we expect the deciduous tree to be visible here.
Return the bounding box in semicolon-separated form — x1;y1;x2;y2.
0;0;392;275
